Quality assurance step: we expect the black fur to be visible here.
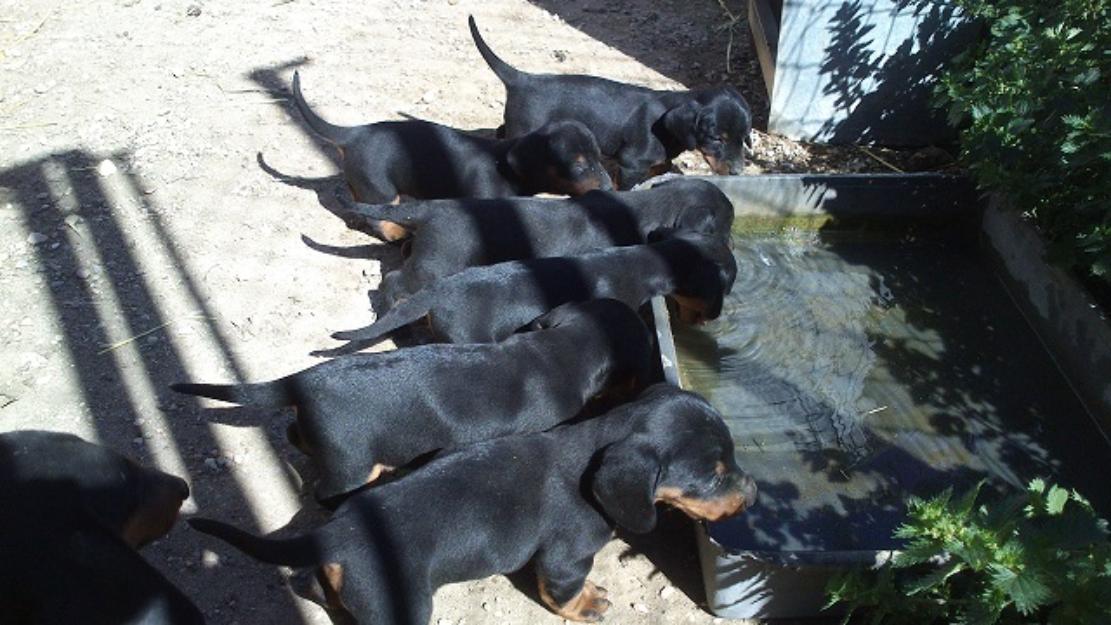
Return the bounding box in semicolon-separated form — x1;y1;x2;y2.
188;384;757;625
335;177;733;307
315;233;736;356
291;71;612;201
469;17;753;189
171;300;653;502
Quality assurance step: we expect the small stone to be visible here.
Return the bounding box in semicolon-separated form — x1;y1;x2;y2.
552;49;568;62
133;437;144;446
660;586;676;600
202;549;220;567
436;619;452;625
204;457;220;472
26;232;47;245
96;160;117;177
186;4;201;16
634;603;650;613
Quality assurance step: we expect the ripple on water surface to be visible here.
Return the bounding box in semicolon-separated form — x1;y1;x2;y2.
673;228;1109;551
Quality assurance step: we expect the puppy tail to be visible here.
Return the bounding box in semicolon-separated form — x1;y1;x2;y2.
170;380;293;408
291;71;355;145
468;16;524;85
314;291;434;357
334;187;427;227
188;518;320;567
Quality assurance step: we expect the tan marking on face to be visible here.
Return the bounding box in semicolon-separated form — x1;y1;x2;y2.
656;486;747;521
538;578;611;622
388;195;401;206
648;162;672;177
366;463;395;485
377;220;409;241
318;562;345;609
546;166;606;197
670;294;709;324
120;482;187;548
699;150;731;175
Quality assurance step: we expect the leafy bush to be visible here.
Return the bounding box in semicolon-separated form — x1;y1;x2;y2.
824;479;1111;624
935;0;1111;282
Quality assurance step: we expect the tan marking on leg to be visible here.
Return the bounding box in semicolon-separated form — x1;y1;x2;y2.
366;463;395;485
317;563;345;609
377;220;409;241
287;421;312;455
538;578;611;622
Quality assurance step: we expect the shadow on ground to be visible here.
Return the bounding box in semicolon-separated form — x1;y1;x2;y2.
0;148;324;623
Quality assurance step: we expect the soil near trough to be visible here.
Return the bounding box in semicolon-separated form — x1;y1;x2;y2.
0;1;873;623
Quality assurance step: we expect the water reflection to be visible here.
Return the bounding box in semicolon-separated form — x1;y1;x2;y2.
674;225;1109;552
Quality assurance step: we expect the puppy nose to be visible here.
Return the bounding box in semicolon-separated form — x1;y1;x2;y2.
170;475;191;501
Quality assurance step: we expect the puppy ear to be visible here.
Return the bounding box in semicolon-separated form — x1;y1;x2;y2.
505;132;544;180
592;438;661;534
662;100;702;150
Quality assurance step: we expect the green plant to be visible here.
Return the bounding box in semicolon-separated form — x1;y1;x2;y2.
936;0;1111;283
824;479;1111;624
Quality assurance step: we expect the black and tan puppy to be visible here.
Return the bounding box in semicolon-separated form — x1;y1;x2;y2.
336;177;733;306
315;233;736;357
171;299;652;502
0;430;202;624
188;384;757;625
291;71;611;202
469;17;753;189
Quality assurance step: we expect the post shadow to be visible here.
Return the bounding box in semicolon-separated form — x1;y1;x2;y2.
0;149;313;624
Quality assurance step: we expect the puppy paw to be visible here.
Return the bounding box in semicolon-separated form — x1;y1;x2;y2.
560;580;612;622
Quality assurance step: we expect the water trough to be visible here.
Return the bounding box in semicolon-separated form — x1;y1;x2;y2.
649;174;1111;620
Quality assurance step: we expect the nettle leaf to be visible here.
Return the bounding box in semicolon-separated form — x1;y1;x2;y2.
907;561;966;596
989;564;1053;614
1047;486;1070;515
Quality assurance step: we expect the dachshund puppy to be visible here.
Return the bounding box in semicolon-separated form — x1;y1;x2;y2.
0;430;202;624
334;177;733;307
292;71;611;202
315;232;735;356
188;384;757;625
172;300;652;502
469;17;752;189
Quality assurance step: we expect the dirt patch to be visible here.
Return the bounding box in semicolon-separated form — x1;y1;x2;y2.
0;1;863;623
